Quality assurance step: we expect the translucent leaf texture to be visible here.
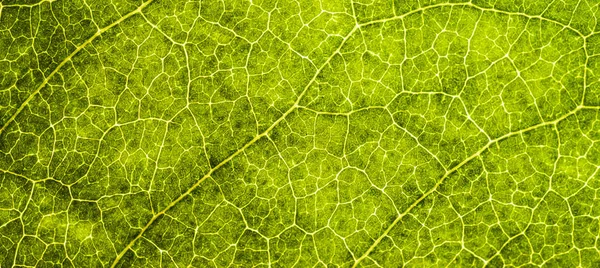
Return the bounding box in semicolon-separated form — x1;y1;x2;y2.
1;0;600;267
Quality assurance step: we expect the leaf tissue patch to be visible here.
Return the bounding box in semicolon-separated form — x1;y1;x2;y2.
1;0;600;267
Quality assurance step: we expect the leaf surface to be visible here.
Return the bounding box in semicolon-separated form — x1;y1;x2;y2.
1;0;600;267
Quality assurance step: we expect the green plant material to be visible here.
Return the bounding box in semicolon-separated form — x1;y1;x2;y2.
1;0;600;267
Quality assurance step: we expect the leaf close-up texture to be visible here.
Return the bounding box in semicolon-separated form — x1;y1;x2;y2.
2;0;600;267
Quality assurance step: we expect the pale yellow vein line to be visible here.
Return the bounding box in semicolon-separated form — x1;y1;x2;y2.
352;105;590;267
0;168;35;182
0;0;55;8
109;24;362;268
0;0;154;135
360;2;591;38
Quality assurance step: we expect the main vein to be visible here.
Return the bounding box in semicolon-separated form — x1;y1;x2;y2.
353;3;594;264
0;0;154;135
352;105;594;266
109;23;361;268
109;2;493;264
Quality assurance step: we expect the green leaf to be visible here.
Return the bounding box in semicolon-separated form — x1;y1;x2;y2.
1;0;599;267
